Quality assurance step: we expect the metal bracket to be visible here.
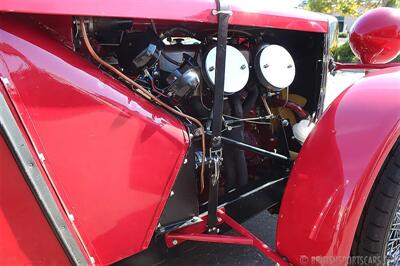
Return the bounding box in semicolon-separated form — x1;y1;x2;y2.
209;147;223;186
0;76;11;89
211;9;233;16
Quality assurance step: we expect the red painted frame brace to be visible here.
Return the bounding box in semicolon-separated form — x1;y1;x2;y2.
334;62;400;71
165;208;289;266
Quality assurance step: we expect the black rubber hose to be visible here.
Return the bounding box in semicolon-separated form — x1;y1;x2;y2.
223;144;237;191
189;96;210;118
242;84;259;116
223;94;249;191
160;27;197;39
230;94;249;187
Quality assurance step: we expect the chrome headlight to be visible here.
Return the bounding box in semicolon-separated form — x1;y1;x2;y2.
326;15;339;49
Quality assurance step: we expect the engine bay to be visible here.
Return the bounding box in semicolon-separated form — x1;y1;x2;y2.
75;17;326;224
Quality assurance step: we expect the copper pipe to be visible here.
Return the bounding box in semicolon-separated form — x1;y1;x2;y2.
79;17;206;192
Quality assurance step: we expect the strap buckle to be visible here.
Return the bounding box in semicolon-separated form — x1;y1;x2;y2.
210;147;223;186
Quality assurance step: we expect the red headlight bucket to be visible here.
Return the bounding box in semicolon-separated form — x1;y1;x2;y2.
349;7;400;64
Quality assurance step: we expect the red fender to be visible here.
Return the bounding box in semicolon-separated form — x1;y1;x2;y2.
0;15;188;265
0;97;71;265
276;67;400;265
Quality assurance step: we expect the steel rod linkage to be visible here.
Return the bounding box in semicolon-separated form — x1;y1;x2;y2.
165;208;289;266
220;136;290;161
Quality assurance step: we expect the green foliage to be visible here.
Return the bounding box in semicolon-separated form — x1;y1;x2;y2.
384;0;400;8
331;41;359;63
331;42;400;63
338;32;348;38
392;54;400;63
306;0;381;16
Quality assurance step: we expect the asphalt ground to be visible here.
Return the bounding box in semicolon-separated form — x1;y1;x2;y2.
161;211;277;266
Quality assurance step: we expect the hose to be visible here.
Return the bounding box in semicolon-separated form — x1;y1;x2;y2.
79;17;206;192
159;27;197;40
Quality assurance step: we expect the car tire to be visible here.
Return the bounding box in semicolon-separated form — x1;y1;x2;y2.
351;140;400;265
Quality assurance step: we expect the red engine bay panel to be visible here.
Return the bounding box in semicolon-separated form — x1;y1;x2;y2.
0;16;189;264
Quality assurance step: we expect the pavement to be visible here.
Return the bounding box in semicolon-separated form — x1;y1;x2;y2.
161;71;363;266
324;71;364;110
161;211;277;266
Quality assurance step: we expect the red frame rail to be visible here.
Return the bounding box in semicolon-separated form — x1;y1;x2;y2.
334;62;400;71
165;208;290;266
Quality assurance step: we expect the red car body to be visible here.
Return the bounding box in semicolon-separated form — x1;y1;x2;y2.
0;1;399;265
277;66;400;265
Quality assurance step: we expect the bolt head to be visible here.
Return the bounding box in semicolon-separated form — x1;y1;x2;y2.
282;119;289;127
212;136;221;142
172;240;178;245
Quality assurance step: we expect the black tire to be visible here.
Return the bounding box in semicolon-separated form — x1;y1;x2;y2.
351;139;400;266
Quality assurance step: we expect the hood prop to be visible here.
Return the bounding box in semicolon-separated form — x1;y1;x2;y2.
165;208;290;266
207;0;231;234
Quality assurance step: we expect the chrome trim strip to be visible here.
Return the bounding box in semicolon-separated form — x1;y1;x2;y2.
315;27;330;119
0;92;88;265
